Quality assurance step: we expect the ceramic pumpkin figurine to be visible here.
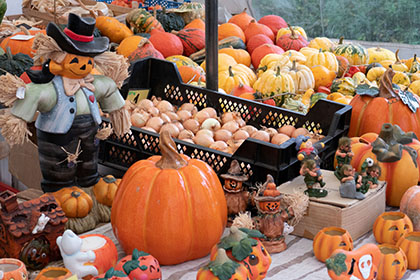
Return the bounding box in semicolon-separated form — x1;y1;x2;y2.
373;212;413;245
350;123;420;206
19;236;51;270
0;258;28;280
313;227;353;263
93;175;121;207
396;231;420;270
111;131;227;265
115;249;161;280
377;244;407;280
197;248;250;280
35;267;72;280
210;227;271;280
326;243;381;280
52;186;94;218
400;185;420;231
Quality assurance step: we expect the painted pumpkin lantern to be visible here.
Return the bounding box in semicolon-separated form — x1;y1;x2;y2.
313;227;353;263
35;267;72;280
210;227;271;280
326;243;381;280
349;68;420;139
19;236;51;270
349;123;420;206
91;268;129;280
111;131;227;265
396;231;420;270
377;244;407;280
52;186;94;218
115;249;161;280
373;212;413;245
197;248;250;280
49;53;94;79
400;185;420;231
93;175;121;207
0;258;28;280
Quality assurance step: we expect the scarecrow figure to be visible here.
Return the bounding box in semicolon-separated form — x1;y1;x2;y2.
0;13;131;193
296;135;325;166
221;160;250;222
334;137;354;180
299;159;327;198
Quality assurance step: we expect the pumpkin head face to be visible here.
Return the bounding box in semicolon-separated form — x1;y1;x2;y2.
49;54;94;79
326;244;381;280
313;227;353;263
20;236;50;270
258;201;280;213
120;250;161;280
373;212;413;245
241;241;271;280
223;179;244;192
377;244;407;280
396;231;420;270
0;258;28;280
53;187;93;218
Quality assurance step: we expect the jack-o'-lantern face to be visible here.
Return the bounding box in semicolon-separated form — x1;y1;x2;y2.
373;212;413;245
258;201;280;213
223;179;244;192
49;53;94;79
19;236;51;270
240;240;271;280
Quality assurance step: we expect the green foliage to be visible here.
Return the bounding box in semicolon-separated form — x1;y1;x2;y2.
325;252;348;276
253;0;420;44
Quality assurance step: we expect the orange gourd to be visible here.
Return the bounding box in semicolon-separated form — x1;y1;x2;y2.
52;186;93;218
377;244;408;280
251;43;284;69
0;27;46;57
149;29;183;58
116;35;147;58
373;212;413;245
396;231;420;270
310;65;336;89
177;65;206;83
127;38;164;62
313;227;353;263
228;8;255;31
244;20;274;43
218;22;246;43
258;15;287;35
219;47;251;67
0;258;28;280
276;24;309;52
232;82;256;97
35;267;72;280
184;18;205;31
95;16;133;44
246;34;274;55
93;175;121;207
111;131;227;265
349;68;420;138
400;185;420;231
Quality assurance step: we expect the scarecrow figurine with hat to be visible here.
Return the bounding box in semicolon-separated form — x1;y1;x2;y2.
0;13;131;194
221;160;251;222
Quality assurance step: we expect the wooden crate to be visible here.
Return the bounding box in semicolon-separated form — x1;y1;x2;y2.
278;170;386;240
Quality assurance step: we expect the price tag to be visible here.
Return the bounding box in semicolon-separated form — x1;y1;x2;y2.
10;34;35;41
126;88;150;104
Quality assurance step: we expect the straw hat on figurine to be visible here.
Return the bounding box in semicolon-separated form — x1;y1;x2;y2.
221;160;249;182
254;174;283;213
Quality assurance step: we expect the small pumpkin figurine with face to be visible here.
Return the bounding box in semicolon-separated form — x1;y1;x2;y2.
116;249;161;280
221;160;250;222
19;236;51;270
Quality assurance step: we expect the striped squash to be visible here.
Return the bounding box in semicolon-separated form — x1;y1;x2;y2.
126;8;164;34
173;28;205;57
333;36;368;65
253;67;295;105
166;55;199;68
305;49;339;73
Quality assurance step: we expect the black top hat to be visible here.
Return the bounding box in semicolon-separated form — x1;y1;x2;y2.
46;13;109;57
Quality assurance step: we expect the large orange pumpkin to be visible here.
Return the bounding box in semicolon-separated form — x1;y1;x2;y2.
349;68;420;138
313;227;353;263
111;131;227;265
0;27;46;57
350;123;420;206
373;212;413;245
396;231;420;270
377;244;408;280
400;185;420;231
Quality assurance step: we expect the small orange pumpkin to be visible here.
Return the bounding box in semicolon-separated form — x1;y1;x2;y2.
400;185;420;231
52;186;93;218
396;231;420;270
219;47;251;67
228;8;255;31
184;18;205;31
313;227;353;263
0;258;28;280
177;65;206;83
246;34;274;55
310;65;336;90
149;29;184;58
95;16;133;44
244;20;274;43
377;244;408;280
35;267;72;280
373;212;413;245
218;22;246;42
0;27;46;57
93;175;121;207
116;35;147;58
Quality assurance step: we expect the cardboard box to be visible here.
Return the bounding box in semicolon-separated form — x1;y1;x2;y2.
278;170;386;240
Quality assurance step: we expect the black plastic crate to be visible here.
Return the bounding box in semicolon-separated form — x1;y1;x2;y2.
98;58;352;185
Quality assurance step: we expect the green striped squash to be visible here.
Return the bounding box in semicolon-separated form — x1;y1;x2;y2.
333;36;368;65
172;28;205;57
126;8;164;34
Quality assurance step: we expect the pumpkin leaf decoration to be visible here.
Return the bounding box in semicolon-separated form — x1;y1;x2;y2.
218;226;262;261
239;227;265;239
97;267;128;279
355;83;379;97
204;249;241;280
132;248;151;259
325;252;348;276
0;46;33;77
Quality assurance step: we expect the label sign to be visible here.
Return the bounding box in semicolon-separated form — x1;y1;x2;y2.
126;89;150;104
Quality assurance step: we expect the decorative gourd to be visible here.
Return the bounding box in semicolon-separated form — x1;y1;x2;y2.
210;227;272;280
197;248;250;280
126;8;164;34
367;47;395;64
93;175;121;207
35;267;72;280
0;47;34;77
116;35;147;58
409;80;420;96
246;34;273;55
52;186;93;218
232;64;257;86
396;231;420;269
95;16;133;44
251;44;285;69
155;8;185;32
390;50;409;72
400;185;420;231
91;268;129;280
177;64;206;83
172;28;205;57
299;47;318;59
276;26;307;41
253;67;295;106
313;227;353;263
409;55;420;73
228;8;255;31
166;55;199;68
276;24;308;52
115;249;161;280
149;29;183;58
218;23;246;43
373;212;413;245
111;131;227;265
283;50;306;64
169;2;205;25
326;244;381;280
305;49;338;73
184;18;205;31
310;65;336;89
366;66;386;82
201;53;237;72
127;38;164;62
333;36;368;65
189;36;246;64
244;20;274;43
219;47;251;67
405;55;420;70
282;60;315;93
349;68;420;139
336;55;350;77
0;258;28;280
377;244;407;280
19;236;50;270
0;27;46;57
392;71;410;87
350;123;420;206
219;66;250;94
232;82;256;97
258;15;287;35
308;37;335;52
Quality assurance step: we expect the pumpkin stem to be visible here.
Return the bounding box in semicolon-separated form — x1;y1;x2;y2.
228;65;234;77
338;36;344;45
260;174;275;193
213;248;235;265
275;66;281;76
137;38;149;49
291;60;297;71
5;46;13;60
155;130;187;169
395;49;401;63
375;47;381;51
71;191;81;198
19;26;30;36
229;226;248;242
287;24;297;38
378;68;397;99
256;65;268;73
